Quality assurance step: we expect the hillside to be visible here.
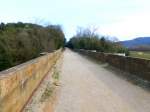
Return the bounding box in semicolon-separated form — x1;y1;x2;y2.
0;22;65;71
120;37;150;50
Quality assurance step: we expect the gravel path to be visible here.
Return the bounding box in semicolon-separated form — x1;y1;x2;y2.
54;49;150;112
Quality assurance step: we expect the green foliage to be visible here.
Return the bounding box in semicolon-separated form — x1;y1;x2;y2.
0;22;65;71
67;27;129;55
0;23;5;31
116;45;130;56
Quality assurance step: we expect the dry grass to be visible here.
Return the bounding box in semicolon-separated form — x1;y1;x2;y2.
130;51;150;60
40;70;60;102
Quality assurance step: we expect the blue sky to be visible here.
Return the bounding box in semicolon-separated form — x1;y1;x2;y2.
0;0;150;41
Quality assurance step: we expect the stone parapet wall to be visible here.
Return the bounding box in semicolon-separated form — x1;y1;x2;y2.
76;49;150;81
0;49;62;112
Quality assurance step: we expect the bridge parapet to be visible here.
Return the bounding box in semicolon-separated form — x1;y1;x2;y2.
76;49;150;82
0;49;62;112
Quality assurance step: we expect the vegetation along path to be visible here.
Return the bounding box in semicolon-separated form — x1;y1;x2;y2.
54;48;150;112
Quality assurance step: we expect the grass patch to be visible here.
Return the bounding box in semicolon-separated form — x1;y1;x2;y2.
52;71;59;80
40;83;54;102
129;51;150;60
40;69;60;102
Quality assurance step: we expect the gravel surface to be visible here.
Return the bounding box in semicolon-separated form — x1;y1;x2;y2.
54;49;150;112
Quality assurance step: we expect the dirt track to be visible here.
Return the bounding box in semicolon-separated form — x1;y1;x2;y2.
54;49;150;112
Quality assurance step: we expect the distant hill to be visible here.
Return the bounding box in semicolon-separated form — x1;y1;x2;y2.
120;37;150;51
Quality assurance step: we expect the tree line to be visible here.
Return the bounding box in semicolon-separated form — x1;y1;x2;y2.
67;27;129;55
0;22;65;71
